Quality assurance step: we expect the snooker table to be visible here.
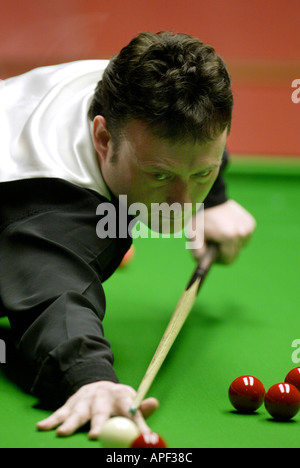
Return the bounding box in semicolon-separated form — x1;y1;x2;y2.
0;155;300;449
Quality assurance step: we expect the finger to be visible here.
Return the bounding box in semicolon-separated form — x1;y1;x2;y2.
219;238;243;264
113;387;136;416
139;397;159;419
88;412;110;440
241;224;256;246
191;241;207;260
89;398;112;440
56;414;89;437
36;407;70;431
131;398;159;435
240;233;252;248
55;403;90;437
132;409;152;435
218;243;238;264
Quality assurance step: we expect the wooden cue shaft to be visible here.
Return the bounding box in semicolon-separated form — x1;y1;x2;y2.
130;244;218;413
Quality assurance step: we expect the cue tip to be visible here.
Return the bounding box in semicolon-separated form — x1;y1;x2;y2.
129;407;138;415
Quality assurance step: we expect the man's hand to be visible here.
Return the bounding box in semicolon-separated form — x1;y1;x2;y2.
36;381;159;440
191;200;256;264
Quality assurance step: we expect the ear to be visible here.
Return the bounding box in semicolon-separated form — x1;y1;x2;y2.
92;116;112;163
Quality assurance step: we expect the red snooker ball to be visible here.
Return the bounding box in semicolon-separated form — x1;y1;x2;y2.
131;433;167;448
285;367;300;392
229;376;265;413
264;383;300;421
119;245;135;268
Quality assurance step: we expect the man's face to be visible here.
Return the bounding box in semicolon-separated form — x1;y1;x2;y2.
93;118;227;231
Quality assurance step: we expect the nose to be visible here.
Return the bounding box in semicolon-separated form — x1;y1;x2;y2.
166;179;192;207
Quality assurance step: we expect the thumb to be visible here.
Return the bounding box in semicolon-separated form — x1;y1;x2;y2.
190;240;208;261
139;397;160;419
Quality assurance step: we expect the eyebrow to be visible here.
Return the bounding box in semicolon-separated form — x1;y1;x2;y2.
135;157;179;171
138;161;222;174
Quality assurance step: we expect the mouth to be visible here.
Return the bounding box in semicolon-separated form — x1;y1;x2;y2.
159;213;183;221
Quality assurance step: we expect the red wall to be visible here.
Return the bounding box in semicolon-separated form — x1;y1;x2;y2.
1;0;299;156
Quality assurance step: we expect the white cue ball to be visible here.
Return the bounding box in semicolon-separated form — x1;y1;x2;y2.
100;417;140;448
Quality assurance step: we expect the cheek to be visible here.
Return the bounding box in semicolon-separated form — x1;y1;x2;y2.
115;160;137;190
123;175;157;205
192;173;219;203
203;168;221;193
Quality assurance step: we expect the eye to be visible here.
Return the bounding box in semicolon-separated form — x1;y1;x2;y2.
151;173;170;181
193;169;213;179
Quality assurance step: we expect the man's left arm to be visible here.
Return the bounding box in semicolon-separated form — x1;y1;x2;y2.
192;150;256;264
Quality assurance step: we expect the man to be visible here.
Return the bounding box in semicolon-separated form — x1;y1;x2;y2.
0;32;255;439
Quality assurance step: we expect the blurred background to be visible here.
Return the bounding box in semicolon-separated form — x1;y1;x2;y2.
0;0;299;157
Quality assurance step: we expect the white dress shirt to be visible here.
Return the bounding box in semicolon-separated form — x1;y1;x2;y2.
0;60;111;199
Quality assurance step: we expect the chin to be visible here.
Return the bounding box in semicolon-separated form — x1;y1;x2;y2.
147;216;185;234
134;204;195;235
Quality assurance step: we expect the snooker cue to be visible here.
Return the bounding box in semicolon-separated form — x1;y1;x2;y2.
130;244;219;414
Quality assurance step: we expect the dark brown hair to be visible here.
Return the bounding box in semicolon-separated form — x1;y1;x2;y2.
88;31;233;143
